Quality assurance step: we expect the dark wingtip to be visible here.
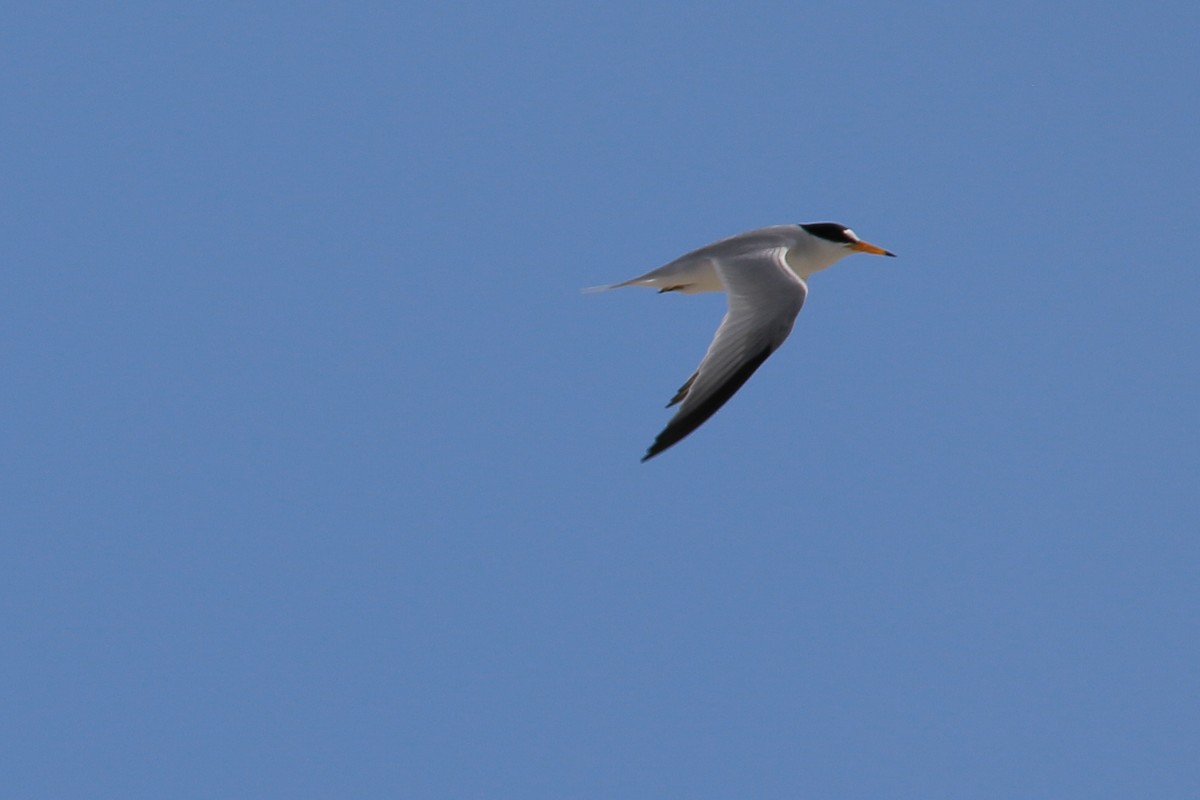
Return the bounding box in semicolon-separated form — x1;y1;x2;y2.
640;445;662;463
638;344;775;463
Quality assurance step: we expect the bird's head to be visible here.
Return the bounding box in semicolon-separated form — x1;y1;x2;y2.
799;222;896;259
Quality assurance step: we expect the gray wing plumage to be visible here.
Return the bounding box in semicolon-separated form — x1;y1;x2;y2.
642;246;807;461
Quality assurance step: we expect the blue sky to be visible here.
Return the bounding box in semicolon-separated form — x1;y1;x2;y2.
4;2;1199;797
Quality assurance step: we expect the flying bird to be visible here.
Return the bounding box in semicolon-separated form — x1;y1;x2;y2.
593;222;895;461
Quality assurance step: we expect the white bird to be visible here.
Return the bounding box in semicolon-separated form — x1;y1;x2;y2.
593;222;895;461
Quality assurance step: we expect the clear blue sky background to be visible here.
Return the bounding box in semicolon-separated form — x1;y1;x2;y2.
5;2;1198;797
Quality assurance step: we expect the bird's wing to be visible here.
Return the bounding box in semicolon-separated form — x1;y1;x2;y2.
642;247;807;461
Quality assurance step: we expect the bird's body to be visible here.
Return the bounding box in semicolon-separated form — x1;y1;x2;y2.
594;222;894;461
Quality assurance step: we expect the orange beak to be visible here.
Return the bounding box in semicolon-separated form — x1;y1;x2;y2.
851;240;896;257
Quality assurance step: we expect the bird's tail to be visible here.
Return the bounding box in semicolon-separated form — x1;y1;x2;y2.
581;278;644;293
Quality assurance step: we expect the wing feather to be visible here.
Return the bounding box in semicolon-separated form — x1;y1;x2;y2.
642;247;807;461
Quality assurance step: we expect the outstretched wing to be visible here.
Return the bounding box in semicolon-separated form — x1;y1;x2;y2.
642;247;807;461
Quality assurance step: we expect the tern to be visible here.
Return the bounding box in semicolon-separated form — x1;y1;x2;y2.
593;222;895;461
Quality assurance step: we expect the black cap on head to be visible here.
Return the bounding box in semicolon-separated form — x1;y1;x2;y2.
799;222;855;244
